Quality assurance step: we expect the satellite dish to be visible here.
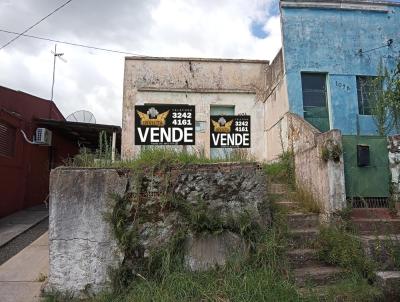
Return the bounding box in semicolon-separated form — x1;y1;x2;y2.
66;110;96;124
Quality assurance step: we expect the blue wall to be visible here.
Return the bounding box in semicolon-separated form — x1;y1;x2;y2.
281;4;400;135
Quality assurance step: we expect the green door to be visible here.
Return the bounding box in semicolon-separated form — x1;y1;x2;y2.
210;105;235;159
301;73;330;132
342;136;389;198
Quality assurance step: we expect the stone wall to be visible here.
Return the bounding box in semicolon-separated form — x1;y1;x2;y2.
47;163;269;296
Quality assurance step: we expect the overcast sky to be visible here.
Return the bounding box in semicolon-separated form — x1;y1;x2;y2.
0;0;281;125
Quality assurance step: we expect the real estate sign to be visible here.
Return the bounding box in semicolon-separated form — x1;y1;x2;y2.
210;115;251;148
135;105;195;145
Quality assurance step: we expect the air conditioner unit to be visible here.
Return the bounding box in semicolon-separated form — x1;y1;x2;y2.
34;128;52;146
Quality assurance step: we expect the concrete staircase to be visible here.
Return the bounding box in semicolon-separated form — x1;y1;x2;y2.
351;208;400;297
270;183;346;289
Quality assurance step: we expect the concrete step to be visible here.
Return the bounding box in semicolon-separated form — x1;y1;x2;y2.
289;228;319;249
352;218;400;235
293;265;346;287
268;183;287;195
360;234;400;270
287;213;319;229
351;208;396;220
375;271;400;300
275;200;300;211
287;248;320;269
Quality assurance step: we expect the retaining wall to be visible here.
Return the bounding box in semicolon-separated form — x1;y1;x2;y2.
47;163;269;296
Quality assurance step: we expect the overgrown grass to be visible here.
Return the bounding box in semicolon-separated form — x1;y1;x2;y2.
316;222;377;280
263;151;295;187
65;146;254;169
43;267;305;302
290;187;322;214
300;273;383;302
264;151;322;214
103;266;305;302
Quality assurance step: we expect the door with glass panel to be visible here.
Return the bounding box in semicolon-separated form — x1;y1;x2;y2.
301;73;330;132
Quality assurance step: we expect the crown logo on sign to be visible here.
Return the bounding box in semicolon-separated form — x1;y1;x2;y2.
137;107;169;127
211;117;233;133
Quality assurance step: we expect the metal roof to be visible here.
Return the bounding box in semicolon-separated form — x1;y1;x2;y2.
35;118;121;151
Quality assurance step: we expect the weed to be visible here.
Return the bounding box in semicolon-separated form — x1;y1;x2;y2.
290;186;321;214
370;234;400;270
64;131;117;168
92;206;300;302
301;273;383;302
41;290;76;302
320;139;342;163
36;272;47;282
252;209;289;271
66;144;253;169
264;151;295;187
316;223;377;280
116;265;306;302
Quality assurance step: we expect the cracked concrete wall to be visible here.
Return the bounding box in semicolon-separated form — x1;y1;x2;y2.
288;113;346;215
122;57;268;160
47;168;127;296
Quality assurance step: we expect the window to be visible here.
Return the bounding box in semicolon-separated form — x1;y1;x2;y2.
357;76;381;115
195;121;206;133
301;73;327;108
0;121;16;157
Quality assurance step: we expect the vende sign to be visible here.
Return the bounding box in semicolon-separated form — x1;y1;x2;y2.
135;105;195;145
210;115;251;148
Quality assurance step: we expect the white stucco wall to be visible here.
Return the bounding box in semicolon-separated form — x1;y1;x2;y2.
122;57;268;160
263;51;290;162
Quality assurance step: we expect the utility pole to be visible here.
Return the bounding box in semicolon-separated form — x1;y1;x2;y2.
50;44;66;101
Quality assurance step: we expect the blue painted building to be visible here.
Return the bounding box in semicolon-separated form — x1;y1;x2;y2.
280;0;400;135
264;0;400;202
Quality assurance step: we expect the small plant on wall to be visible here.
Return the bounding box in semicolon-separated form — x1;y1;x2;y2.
321;139;343;163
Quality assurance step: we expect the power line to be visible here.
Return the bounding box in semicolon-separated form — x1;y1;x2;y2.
0;29;144;56
357;39;395;55
0;0;74;50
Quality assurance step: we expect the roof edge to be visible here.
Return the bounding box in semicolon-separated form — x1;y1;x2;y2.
125;56;269;64
281;0;400;8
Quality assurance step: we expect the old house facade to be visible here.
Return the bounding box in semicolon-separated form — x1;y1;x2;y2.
122;57;268;160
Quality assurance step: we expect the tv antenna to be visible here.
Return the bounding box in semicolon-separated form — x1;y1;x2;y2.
66;110;96;124
50;44;67;101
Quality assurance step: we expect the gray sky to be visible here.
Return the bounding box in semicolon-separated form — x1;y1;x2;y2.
0;0;281;125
